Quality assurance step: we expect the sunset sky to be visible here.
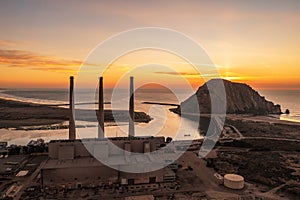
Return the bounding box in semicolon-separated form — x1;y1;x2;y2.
0;0;299;90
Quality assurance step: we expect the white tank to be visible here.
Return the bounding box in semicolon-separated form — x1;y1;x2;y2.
223;174;244;189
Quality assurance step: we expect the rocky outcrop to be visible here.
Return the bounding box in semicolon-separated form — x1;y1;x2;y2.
173;79;281;115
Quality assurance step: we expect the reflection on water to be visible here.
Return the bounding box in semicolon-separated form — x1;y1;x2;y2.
0;88;202;145
259;90;300;123
1;89;300;145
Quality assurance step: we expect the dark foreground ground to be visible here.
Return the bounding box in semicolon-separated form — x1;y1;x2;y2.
207;115;300;199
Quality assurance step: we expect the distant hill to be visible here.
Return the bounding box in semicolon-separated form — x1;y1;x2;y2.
172;79;281;115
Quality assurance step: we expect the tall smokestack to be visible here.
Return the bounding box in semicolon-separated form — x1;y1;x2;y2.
129;76;135;137
69;76;76;140
98;77;104;138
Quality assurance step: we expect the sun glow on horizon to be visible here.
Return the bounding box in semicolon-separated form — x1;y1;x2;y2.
0;1;299;90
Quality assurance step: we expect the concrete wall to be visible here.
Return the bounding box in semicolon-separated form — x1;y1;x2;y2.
49;141;91;159
119;170;164;185
42;165;166;188
42;165;118;188
48;137;165;159
58;145;74;160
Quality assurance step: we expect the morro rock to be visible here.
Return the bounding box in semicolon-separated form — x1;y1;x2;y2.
172;79;281;115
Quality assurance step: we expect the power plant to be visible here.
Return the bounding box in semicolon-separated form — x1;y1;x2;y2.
40;76;175;191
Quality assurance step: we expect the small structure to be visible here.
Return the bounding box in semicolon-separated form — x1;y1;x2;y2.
223;174;244;189
4;184;21;198
16;170;29;177
27;139;44;147
0;142;7;149
0;142;8;155
214;173;224;185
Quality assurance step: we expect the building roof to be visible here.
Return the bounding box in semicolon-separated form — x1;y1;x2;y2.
49;136;165;143
125;195;154;200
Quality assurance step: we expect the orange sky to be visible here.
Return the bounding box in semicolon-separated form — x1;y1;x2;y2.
0;0;299;90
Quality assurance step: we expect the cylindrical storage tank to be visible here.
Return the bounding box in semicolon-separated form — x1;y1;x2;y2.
223;174;244;189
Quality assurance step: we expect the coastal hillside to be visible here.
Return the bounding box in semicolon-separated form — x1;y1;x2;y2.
173;79;281;115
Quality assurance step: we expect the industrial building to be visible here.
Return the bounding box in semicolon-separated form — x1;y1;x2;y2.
41;137;175;189
41;76;176;190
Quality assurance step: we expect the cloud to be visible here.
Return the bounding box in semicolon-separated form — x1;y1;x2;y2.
155;71;199;76
0;40;18;47
0;49;83;72
154;71;221;78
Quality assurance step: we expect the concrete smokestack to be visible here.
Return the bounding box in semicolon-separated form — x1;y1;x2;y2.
129;76;135;137
69;76;76;140
98;77;104;138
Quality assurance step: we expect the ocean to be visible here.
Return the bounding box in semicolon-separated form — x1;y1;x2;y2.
0;88;299;145
259;90;300;122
